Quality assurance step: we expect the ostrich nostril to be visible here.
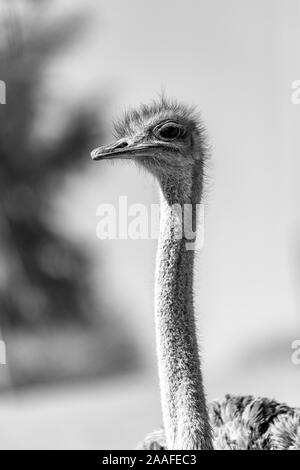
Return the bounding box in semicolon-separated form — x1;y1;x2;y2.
115;141;128;149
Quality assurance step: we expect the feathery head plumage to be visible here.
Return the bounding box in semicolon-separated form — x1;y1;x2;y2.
91;97;208;190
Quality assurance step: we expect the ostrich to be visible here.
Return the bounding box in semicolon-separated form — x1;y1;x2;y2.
91;98;300;450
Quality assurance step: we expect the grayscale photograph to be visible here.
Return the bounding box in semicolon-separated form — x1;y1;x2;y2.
0;0;299;454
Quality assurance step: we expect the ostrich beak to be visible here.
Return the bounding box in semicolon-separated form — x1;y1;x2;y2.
91;139;163;161
91;139;133;161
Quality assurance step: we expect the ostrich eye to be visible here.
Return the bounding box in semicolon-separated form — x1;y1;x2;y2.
156;122;184;141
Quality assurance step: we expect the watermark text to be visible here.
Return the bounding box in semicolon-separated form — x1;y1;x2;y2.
0;80;6;105
291;339;300;365
96;196;205;250
291;80;300;105
0;340;6;365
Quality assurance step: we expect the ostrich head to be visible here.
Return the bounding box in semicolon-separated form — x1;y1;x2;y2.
91;98;207;202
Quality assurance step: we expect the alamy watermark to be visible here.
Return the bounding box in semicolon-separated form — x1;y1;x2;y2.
0;80;6;104
291;340;300;365
291;80;300;105
0;340;6;365
96;196;205;250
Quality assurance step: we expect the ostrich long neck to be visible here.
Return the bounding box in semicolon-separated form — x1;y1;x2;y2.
155;165;212;450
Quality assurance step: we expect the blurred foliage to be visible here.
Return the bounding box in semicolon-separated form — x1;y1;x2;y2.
0;1;103;330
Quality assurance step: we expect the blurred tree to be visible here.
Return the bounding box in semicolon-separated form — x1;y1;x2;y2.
0;1;103;329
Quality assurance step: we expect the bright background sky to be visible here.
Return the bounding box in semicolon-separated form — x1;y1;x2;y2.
1;0;299;449
55;0;300;389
